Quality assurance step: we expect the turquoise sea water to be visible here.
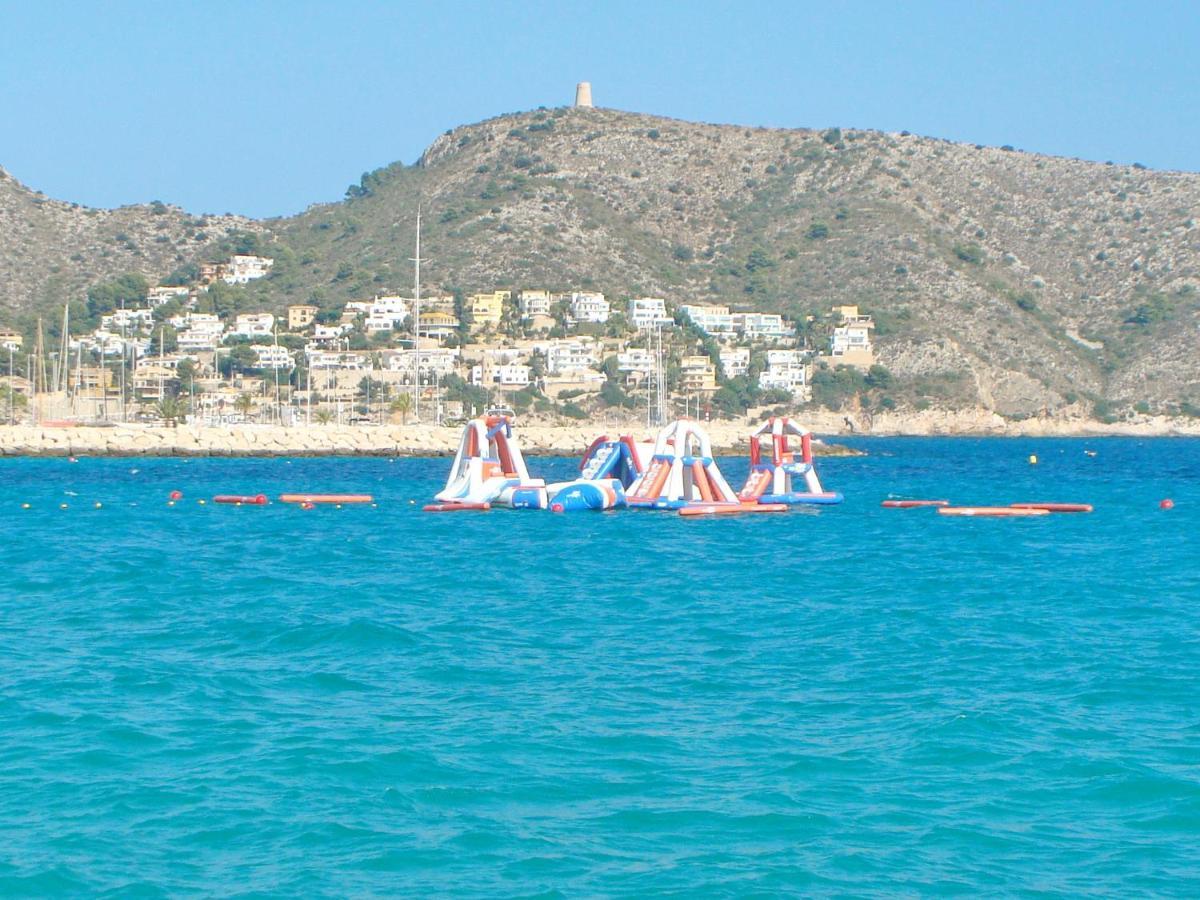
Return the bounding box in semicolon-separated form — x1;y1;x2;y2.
1;437;1198;895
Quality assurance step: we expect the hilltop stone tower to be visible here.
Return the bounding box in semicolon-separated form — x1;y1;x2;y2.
574;82;593;108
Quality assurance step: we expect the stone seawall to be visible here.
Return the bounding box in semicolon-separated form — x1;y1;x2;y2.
0;423;763;458
0;410;1196;458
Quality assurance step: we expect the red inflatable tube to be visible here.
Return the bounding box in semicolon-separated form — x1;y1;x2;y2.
882;499;950;508
423;502;491;512
279;494;373;504
938;506;1049;518
1010;502;1093;513
679;502;789;517
213;494;268;505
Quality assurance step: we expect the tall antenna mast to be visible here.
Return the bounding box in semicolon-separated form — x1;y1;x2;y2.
410;205;424;421
57;303;70;395
645;326;652;430
656;325;665;426
34;318;46;423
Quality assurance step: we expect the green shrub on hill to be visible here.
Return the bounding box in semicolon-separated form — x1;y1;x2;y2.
953;243;985;264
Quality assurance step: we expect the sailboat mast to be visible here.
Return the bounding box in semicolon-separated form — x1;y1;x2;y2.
58;303;70;396
273;323;281;423
74;341;82;415
34;318;47;422
412;207;422;422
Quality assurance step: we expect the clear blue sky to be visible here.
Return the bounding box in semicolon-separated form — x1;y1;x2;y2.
1;0;1196;218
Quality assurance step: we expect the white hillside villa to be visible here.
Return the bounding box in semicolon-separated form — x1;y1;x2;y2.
628;296;673;329
567;291;610;325
223;255;274;284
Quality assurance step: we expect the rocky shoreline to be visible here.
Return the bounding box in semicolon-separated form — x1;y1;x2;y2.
0;409;1197;458
0;422;853;458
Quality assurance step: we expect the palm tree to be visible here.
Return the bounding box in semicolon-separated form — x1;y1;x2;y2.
234;392;254;422
155;395;185;427
389;393;412;425
314;409;334;425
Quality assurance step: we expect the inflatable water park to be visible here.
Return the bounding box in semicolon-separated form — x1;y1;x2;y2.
424;414;844;516
142;412;1099;521
29;414;1111;521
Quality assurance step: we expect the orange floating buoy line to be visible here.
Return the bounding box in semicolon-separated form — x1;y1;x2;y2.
938;506;1049;518
677;502;789;517
213;494;269;506
881;499;950;509
1010;502;1093;513
279;494;374;505
423;501;491;512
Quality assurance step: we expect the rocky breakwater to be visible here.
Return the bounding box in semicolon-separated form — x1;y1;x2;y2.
0;424;462;457
0;421;865;457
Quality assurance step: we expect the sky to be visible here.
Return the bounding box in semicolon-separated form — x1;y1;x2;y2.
1;0;1197;219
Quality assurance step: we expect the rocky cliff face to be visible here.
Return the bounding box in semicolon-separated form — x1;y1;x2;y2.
4;106;1198;415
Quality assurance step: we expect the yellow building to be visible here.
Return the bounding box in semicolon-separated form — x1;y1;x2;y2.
831;305;873;325
418;311;461;344
75;366;116;395
287;304;318;331
468;291;510;329
679;355;718;393
0;327;24;352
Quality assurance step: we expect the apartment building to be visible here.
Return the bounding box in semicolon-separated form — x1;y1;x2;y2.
679;355;718;393
628;297;674;329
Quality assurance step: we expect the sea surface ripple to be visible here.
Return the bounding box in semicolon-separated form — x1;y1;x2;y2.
1;437;1198;895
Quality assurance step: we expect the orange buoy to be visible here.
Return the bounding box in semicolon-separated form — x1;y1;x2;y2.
278;494;373;505
882;499;950;508
1011;502;1093;513
214;494;269;505
938;506;1049;518
169;490;183;501
1160;498;1174;510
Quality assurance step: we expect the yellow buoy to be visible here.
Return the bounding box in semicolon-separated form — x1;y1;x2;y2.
60;503;69;510
198;499;206;505
1028;454;1038;465
21;503;31;510
94;502;103;509
167;500;175;507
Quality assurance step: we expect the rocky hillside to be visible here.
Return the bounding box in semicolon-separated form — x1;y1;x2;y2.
3;107;1199;416
0;165;252;327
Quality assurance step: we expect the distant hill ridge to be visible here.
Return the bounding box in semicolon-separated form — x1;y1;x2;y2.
2;106;1198;416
